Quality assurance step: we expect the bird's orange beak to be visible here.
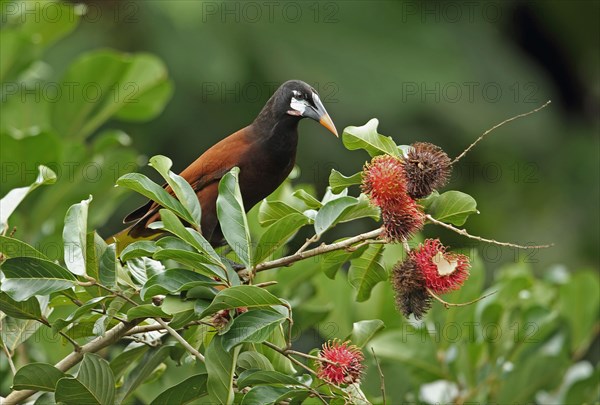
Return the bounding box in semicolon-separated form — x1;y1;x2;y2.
319;112;339;137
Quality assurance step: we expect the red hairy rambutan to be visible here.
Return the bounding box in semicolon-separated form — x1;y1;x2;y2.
317;340;364;385
411;239;470;294
361;155;407;206
362;154;425;241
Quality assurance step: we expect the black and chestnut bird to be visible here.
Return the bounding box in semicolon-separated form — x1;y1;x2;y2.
110;80;338;250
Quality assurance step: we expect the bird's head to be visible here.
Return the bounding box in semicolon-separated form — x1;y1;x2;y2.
277;80;338;137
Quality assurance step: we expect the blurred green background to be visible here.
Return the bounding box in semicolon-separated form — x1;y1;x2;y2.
38;0;599;271
1;0;599;403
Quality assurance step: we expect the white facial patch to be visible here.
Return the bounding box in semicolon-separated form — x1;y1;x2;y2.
290;97;307;114
432;251;458;276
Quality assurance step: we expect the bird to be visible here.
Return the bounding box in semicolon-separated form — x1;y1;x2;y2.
109;80;338;251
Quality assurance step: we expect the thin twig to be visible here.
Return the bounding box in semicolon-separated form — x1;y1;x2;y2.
91;308;128;324
371;347;386;405
295;234;320;255
452;100;551;164
345;239;386;252
427;288;497;308
253;281;278;288
153;318;205;362
38;318;81;351
262;341;317;375
260;342;328;405
2;344;16;375
250;229;383;274
426;215;553;249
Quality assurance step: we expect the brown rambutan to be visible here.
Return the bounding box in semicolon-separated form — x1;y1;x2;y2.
412;239;470;294
403;142;452;199
381;198;425;242
391;257;432;319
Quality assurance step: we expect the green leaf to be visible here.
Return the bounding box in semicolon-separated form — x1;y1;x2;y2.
314;196;358;235
221;309;287;351
12;363;66;392
0;165;56;232
115;345;172;403
217;167;253;267
258;200;303;226
565;365;600;404
109;345;149;380
342;119;399;157
63;196;92;276
0;236;48;259
199;286;283;318
347;319;385;348
558;271;600;352
337;193;380;224
237;369;308;388
50;50;172;140
329;169;363;193
252;327;296;375
150;374;208;405
141;269;219;300
0;292;41;320
1;317;42;351
253;213;309;265
0;30;36;85
347;244;387;302
127;304;170;321
116;173;196;225
241;386;306;405
85;232;106;295
292;189;322;209
495;355;569;403
98;244;117;289
157;209;225;272
55;353;115;405
152;249;225;280
149;155;202;227
206;335;241;405
13;0;81;47
52;296;109;333
237;351;274;372
321;244;367;279
120;241;159;262
425;190;478;226
1;257;76;301
169;309;200;329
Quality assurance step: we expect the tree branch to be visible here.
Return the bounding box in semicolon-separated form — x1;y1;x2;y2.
4;319;142;405
426;288;497;308
371;347;386;405
452;100;551;164
426;215;553;249
251;229;383;273
153;318;205;362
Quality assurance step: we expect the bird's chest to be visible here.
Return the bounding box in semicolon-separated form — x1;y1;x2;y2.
239;142;296;205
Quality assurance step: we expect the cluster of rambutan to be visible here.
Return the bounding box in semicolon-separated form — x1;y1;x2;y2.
392;239;470;318
361;144;469;318
361;143;451;241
